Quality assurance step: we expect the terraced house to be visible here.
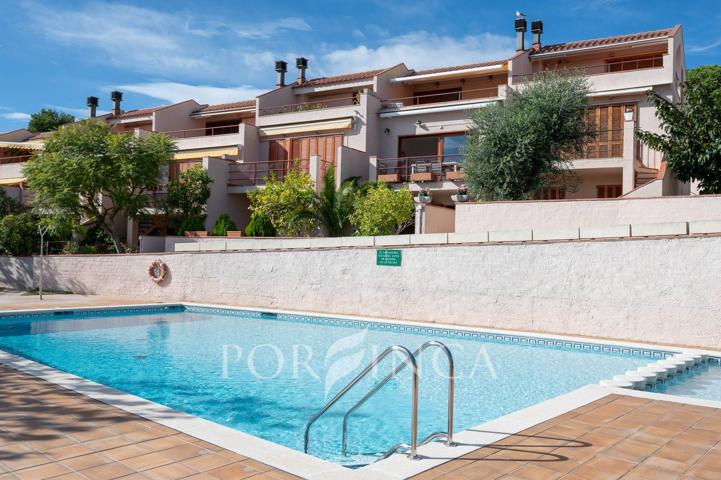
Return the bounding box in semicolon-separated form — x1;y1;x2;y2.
0;16;688;242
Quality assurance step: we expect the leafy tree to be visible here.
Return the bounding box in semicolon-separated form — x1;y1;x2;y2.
211;213;237;236
28;108;75;133
166;164;212;233
0;213;38;256
178;217;206;235
0;189;21;216
245;211;276;237
24;120;175;250
350;183;415;236
464;71;592;200
636;65;721;193
247;167;317;236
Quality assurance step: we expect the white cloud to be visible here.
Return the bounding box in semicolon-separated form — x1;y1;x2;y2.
0;112;31;121
320;31;515;75
115;82;266;104
24;2;304;79
688;37;721;53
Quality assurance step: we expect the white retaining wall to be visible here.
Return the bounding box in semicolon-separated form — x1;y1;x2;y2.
455;195;721;233
2;235;721;349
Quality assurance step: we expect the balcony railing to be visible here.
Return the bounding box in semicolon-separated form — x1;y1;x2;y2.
160;124;241;139
227;159;311;187
514;56;664;83
567;128;625;160
0;154;32;164
377;154;465;183
381;86;501;109
259;96;360;116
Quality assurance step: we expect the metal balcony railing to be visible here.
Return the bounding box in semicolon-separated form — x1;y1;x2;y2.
227;159;312;187
259;96;360;116
381;86;502;109
160;124;241;139
514;56;664;82
377;154;465;183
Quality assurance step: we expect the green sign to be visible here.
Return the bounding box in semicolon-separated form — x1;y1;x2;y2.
376;249;402;267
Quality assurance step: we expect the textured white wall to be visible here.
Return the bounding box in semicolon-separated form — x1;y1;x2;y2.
2;235;720;349
456;195;721;233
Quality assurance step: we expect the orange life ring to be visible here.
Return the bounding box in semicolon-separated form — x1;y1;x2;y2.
148;260;168;284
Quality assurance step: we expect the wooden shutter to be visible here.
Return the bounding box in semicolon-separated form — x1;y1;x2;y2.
585;105;633;158
596;184;622;198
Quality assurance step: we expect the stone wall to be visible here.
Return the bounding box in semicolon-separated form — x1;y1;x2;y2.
2;235;720;349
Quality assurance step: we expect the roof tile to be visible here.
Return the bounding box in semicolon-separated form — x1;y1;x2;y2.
194;100;256;113
412;59;509;76
300;68;387;87
534;28;672;55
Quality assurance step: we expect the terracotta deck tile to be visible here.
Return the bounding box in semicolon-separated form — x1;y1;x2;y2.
77;462;136;480
60;452;114;471
13;462;71;480
206;461;265;480
142;462;197;479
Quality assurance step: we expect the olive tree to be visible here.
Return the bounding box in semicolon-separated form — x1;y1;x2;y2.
25;120;175;250
464;71;592;200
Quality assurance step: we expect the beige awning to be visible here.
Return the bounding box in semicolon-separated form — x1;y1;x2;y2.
0;141;43;151
258;118;353;137
0;177;25;186
174;147;239;160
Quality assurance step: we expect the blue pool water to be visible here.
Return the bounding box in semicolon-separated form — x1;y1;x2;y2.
652;360;721;402
0;306;659;466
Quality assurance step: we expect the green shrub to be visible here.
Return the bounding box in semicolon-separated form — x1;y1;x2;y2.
0;213;38;256
245;211;276;237
211;213;237;236
178;217;205;235
350;183;415;236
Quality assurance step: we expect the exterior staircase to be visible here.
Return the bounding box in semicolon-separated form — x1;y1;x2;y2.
635;166;659;188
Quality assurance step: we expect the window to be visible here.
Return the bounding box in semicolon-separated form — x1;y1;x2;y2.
413;88;462;105
441;135;465;164
582;105;632;158
539;187;566;200
398;133;465;163
596;185;622;198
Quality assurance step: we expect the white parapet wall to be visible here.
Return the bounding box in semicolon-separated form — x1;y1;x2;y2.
3;235;721;349
455;195;721;233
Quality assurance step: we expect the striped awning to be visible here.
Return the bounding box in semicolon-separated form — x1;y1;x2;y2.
258;118;353;137
174;147;239;160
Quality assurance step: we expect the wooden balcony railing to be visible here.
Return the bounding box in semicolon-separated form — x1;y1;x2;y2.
377;154;465;183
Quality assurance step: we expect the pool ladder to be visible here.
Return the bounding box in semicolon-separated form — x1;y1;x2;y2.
303;340;455;460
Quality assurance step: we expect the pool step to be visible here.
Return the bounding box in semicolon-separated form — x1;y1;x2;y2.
599;352;712;391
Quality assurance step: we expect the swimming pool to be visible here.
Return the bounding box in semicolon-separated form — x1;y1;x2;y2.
0;305;665;466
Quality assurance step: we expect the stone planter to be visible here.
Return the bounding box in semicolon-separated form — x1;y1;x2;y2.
417;195;432;204
452;194;469;203
226;231;243;238
184;231;208;237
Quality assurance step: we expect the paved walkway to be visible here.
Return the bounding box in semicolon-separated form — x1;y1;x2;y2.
0;365;299;480
412;395;721;480
0;292;159;312
1;365;720;480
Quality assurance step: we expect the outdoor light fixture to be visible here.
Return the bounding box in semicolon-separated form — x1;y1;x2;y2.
384;128;391;134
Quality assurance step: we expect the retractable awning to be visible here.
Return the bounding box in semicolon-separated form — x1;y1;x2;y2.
0;177;25;186
258;118;353;137
174;147;239;160
0;141;43;150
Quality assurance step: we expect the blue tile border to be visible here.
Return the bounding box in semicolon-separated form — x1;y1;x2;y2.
0;303;691;360
183;305;674;360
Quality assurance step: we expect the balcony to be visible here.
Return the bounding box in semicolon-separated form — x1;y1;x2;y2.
0;156;30;182
377;154;465;183
380;86;504;117
161;123;240;139
515;55;670;93
258;96;359;116
227;159;312;187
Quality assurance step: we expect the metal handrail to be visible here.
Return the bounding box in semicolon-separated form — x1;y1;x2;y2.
303;345;420;459
382;86;501;106
341;340;454;456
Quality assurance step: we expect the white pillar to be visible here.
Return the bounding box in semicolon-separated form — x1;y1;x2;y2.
369;156;378;182
414;203;424;234
309;155;323;193
622;108;636;194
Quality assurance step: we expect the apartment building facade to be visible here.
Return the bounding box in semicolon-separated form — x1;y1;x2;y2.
0;16;688;241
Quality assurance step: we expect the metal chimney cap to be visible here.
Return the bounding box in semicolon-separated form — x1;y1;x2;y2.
296;57;308;68
87;96;99;107
111;90;123;101
275;60;288;72
531;20;543;34
515;17;527;32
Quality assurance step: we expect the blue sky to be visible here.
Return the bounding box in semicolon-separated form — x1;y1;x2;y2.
0;0;719;132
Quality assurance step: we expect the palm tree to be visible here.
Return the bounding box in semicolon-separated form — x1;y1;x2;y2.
288;165;359;237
